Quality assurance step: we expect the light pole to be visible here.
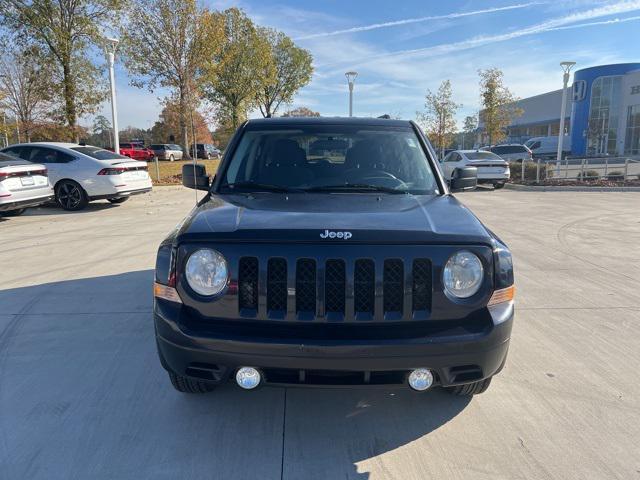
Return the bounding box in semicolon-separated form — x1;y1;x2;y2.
345;71;358;117
556;61;575;176
2;111;8;147
104;37;120;154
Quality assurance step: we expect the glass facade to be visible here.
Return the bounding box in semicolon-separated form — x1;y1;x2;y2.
625;105;640;155
587;76;622;155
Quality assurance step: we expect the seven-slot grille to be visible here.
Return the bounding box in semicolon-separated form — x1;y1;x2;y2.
238;257;432;319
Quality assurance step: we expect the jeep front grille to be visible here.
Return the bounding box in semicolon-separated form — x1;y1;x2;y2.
238;256;433;321
267;258;287;313
238;257;258;311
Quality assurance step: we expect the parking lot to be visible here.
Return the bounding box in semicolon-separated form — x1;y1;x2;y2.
1;187;639;479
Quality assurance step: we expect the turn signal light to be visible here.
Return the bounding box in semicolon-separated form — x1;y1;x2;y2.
154;282;182;304
488;285;515;306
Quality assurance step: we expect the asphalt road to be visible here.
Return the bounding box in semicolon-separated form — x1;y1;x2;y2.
1;187;639;479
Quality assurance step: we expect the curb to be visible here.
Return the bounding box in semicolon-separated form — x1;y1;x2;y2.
504;183;640;192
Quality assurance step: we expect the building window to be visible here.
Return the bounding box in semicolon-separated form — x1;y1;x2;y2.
587;76;622;156
625;105;640;155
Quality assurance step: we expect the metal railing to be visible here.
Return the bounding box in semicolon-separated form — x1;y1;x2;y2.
515;156;640;183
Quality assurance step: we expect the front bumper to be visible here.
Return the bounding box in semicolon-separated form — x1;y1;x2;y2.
154;300;514;388
0;194;55;212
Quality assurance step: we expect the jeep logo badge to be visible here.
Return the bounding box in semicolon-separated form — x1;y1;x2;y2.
320;229;352;240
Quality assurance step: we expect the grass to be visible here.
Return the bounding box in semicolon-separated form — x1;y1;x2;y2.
148;158;221;185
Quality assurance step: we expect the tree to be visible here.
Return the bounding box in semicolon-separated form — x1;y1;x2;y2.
462;115;478;149
120;0;221;158
282;106;320;117
255;28;313;118
91;115;112;147
478;68;522;145
0;44;53;142
0;0;120;140
417;80;460;156
203;8;271;129
150;99;212;145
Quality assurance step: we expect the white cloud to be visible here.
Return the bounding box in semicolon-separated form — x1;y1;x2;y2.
295;2;544;40
331;0;640;65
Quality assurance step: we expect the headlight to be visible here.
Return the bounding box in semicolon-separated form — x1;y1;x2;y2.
443;250;484;298
185;249;228;296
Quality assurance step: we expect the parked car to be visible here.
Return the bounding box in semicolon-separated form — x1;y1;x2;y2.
480;144;532;162
150;144;184;161
118;142;155;161
441;150;510;189
0;151;54;216
0;143;152;211
190;143;221;159
153;117;515;396
524;135;571;159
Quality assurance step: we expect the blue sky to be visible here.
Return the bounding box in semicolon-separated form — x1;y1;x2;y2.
97;0;640;130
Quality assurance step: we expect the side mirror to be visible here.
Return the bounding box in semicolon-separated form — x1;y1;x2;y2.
182;163;210;191
450;166;477;192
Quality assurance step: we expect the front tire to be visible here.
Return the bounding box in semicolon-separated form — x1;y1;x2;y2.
493;182;505;189
1;208;26;217
56;180;88;211
168;372;216;394
107;197;128;204
169;154;175;162
447;377;492;396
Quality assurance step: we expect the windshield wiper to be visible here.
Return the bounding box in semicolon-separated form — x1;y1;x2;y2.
223;181;304;193
305;183;408;194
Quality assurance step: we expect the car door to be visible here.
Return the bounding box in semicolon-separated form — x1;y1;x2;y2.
25;146;77;186
443;152;462;178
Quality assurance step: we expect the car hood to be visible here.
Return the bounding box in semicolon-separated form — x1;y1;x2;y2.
172;193;493;245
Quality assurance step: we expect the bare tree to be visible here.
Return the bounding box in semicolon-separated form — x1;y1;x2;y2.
0;45;53;142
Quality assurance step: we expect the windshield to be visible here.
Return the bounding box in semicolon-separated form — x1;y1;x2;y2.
220;125;439;194
465;151;503;160
72;146;129;160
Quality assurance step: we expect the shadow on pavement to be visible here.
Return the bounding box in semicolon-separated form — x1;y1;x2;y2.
21;201;122;216
0;271;470;480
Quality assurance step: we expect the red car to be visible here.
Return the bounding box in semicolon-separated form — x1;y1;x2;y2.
117;143;155;161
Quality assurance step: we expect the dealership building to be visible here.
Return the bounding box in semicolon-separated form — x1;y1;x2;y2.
478;63;640;156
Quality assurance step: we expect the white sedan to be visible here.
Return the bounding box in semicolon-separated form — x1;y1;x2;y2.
440;150;510;189
0;152;54;216
0;143;152;210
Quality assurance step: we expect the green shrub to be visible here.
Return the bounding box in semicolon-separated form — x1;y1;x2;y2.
606;171;624;181
577;170;600;181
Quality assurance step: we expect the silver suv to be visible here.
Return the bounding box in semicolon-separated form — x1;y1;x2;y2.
150;144;184;162
481;144;532;162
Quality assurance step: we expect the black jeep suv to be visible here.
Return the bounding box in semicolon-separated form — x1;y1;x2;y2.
154;117;514;396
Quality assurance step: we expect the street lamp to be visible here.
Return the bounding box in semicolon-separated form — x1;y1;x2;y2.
556;61;576;176
104;37;120;154
345;71;358;117
1;111;8;148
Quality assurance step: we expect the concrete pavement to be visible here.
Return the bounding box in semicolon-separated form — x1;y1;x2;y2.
1;187;639;479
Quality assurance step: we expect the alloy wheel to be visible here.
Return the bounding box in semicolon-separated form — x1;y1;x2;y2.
58;182;83;209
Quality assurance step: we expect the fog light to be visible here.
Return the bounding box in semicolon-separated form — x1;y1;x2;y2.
236;367;261;390
408;368;433;391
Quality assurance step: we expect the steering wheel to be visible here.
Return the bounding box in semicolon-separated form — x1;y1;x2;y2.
345;169;408;189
